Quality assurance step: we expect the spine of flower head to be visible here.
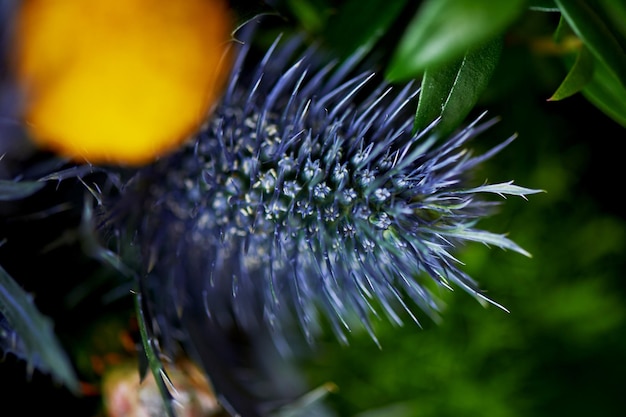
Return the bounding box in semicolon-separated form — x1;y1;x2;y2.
0;315;34;368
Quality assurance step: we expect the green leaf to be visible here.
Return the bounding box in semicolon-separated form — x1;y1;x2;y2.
596;0;626;48
285;0;331;33
553;14;575;44
582;56;626;127
413;60;461;135
385;0;526;81
0;264;79;394
414;37;503;138
324;0;408;58
554;0;626;88
0;180;45;201
549;45;594;101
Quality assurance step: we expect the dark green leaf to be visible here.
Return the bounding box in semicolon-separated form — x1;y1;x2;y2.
385;0;525;81
553;14;575;43
413;59;461;135
414;37;503;138
324;0;408;58
582;57;626;127
284;0;331;33
549;45;594;101
0;264;79;394
554;0;626;88
597;0;626;48
0;180;45;201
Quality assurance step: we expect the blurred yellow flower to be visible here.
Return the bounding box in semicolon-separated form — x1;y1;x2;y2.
13;0;234;165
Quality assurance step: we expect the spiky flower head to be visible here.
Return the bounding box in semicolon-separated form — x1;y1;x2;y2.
105;29;542;348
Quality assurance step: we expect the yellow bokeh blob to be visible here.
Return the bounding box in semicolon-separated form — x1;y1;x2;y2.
13;0;234;165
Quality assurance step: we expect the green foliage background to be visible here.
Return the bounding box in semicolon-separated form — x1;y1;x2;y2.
1;1;625;416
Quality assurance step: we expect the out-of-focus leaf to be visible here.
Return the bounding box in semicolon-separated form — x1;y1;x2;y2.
385;0;525;81
413;37;502;138
554;0;626;88
529;0;559;12
582;56;626;127
324;0;407;58
0;264;79;394
553;14;575;43
285;0;330;33
275;383;338;417
0;179;45;201
549;45;594;101
596;0;626;48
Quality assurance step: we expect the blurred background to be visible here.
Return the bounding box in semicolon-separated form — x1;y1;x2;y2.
1;1;625;416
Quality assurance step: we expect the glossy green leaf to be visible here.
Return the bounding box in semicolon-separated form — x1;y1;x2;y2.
0;180;45;201
324;0;407;58
385;0;525;81
0;264;79;394
413;58;461;135
414;37;503;138
549;45;594;101
554;0;626;88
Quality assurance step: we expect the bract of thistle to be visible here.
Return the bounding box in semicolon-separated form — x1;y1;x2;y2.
105;28;542;347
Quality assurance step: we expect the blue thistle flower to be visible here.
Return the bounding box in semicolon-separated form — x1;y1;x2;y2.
106;28;542;353
88;26;545;416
